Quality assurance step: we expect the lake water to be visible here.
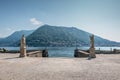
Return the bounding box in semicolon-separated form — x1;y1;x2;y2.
0;47;120;57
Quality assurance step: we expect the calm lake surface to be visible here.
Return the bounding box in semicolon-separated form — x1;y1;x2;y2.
0;47;120;57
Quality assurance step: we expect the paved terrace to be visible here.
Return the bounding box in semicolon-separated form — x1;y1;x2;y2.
0;53;120;80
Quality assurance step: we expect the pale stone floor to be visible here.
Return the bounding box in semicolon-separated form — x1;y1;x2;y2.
0;53;120;80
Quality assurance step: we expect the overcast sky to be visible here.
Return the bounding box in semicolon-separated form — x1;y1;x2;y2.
0;0;120;42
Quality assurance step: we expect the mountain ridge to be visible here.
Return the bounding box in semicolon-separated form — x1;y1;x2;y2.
0;30;34;46
26;25;119;47
0;25;119;47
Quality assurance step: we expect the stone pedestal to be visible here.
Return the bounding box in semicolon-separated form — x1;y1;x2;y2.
89;47;96;58
19;35;26;57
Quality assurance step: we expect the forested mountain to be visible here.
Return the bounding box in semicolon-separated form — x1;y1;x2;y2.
26;25;119;47
0;25;119;47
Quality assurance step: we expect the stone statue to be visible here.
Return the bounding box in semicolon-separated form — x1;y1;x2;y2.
90;35;94;48
89;34;96;58
19;35;26;57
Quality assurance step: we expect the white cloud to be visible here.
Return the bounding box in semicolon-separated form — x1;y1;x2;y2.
30;18;43;26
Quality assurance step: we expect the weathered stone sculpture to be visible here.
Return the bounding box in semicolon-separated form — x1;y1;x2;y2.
42;49;48;57
19;35;26;57
89;34;96;58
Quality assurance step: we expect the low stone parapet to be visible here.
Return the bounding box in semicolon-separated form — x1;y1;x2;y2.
74;49;89;57
27;51;42;57
27;50;49;57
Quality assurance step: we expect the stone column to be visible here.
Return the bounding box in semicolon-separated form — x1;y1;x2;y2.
89;34;96;58
19;35;26;57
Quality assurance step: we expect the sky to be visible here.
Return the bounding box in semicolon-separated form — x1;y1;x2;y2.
0;0;120;42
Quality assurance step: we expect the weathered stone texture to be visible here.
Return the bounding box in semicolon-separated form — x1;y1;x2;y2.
19;35;26;57
89;34;96;58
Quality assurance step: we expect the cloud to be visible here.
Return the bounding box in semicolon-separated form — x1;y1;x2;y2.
6;27;12;31
30;18;43;26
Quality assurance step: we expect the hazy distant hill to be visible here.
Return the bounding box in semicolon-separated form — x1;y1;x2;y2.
26;25;119;47
0;30;34;46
